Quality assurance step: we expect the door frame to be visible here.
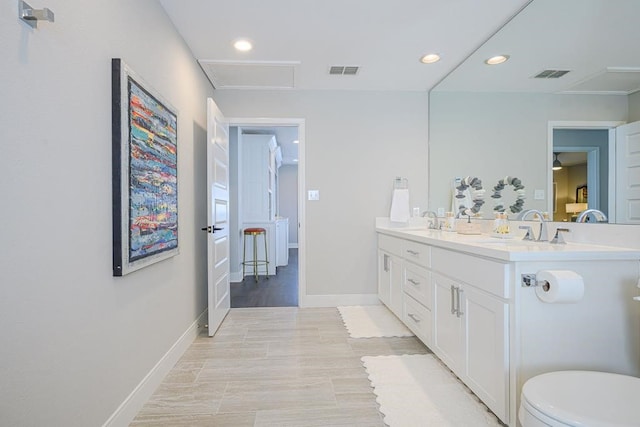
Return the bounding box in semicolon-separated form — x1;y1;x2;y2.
547;121;624;219
228;117;306;306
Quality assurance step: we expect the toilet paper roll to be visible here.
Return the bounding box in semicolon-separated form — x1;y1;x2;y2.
535;270;584;303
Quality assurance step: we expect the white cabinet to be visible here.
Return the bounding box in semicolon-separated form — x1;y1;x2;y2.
241;134;277;223
433;272;508;420
377;234;403;317
275;217;289;266
433;273;463;371
431;247;508;422
376;225;640;426
377;233;432;342
463;283;508;419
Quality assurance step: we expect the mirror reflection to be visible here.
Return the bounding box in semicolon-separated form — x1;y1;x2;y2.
428;0;640;224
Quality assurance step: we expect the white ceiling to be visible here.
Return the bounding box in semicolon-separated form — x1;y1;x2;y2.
159;0;639;161
159;0;532;91
435;0;640;93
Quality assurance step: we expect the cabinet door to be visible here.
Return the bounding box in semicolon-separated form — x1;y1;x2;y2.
389;254;403;317
377;250;402;316
433;273;463;374
462;285;509;423
378;250;392;307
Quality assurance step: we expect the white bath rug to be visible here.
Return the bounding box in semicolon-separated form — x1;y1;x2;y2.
337;305;413;338
362;354;502;426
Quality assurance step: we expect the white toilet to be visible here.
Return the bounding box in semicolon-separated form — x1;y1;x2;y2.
519;370;640;426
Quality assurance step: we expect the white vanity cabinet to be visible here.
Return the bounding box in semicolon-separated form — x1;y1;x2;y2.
376;223;640;427
377;233;433;344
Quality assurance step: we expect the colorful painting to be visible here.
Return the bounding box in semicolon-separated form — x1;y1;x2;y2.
112;59;179;276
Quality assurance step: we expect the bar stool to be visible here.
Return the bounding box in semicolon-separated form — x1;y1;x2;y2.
242;227;269;282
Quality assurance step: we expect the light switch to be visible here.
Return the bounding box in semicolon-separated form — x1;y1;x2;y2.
308;190;320;201
534;189;545;200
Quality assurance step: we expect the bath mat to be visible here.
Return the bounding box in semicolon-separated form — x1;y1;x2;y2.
337;305;413;338
362;354;501;426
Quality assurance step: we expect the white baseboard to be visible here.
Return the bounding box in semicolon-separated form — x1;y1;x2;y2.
299;293;380;307
102;310;207;427
230;270;243;283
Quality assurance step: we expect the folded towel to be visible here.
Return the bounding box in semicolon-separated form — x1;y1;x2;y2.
390;188;410;223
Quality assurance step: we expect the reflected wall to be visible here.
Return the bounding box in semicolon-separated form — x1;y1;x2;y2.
428;91;628;217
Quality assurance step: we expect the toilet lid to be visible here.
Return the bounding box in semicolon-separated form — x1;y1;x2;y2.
521;371;640;427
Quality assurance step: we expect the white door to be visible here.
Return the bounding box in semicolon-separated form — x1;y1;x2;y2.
615;121;640;224
205;98;230;336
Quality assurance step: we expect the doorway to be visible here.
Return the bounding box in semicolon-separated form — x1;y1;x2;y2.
227;118;305;308
547;121;623;221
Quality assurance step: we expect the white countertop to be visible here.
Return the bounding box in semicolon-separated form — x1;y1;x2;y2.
376;223;640;262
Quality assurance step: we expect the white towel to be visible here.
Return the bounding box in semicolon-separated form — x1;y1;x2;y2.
390;188;410;223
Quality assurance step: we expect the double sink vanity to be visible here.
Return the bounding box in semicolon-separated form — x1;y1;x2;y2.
376;218;640;426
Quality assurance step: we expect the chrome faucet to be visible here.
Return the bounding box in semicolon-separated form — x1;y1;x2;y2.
516;209;548;241
421;210;439;229
576;209;608;223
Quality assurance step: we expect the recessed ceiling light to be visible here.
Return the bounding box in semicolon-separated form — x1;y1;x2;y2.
420;53;441;64
485;55;510;65
292;140;299;144
233;39;253;52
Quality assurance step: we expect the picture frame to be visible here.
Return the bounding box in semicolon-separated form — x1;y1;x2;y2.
576;185;588;204
111;59;179;276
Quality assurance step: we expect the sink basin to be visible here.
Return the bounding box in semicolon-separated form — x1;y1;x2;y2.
464;237;549;246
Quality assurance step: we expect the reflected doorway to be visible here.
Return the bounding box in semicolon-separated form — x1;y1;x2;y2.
548;122;622;221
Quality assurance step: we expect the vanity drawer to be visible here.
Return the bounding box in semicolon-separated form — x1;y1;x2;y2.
403;262;431;309
431;247;509;298
403;240;431;268
403;293;432;346
378;233;404;257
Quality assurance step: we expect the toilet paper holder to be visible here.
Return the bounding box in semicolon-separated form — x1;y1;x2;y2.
521;273;550;291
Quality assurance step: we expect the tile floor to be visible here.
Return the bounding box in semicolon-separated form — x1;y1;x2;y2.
131;307;430;426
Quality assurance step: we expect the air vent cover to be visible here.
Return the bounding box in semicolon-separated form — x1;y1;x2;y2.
329;66;360;75
534;69;570;79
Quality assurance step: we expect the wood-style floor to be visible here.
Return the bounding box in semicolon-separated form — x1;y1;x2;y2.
231;249;299;308
130;307;430;426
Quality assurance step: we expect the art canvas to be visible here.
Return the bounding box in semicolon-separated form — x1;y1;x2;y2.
112;59;179;276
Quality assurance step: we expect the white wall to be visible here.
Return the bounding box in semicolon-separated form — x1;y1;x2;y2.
213;90;429;300
429;92;628;215
279;165;299;245
0;1;214;425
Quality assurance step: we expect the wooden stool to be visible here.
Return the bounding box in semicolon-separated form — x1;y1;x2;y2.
242;227;269;282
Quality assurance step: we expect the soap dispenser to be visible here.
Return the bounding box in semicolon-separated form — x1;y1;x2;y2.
493;212;510;235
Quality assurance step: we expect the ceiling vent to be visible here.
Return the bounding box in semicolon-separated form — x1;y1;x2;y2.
198;60;299;89
533;69;571;79
329;66;360;75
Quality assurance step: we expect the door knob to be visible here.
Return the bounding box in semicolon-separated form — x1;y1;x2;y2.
200;226;224;233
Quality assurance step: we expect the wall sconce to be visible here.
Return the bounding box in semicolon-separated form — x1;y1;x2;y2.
19;0;54;29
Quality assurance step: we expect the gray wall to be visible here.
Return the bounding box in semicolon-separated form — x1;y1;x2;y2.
629;91;640;122
0;1;214;425
213;89;429;300
279;165;299;245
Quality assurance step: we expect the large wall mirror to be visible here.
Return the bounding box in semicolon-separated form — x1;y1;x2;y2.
428;0;640;224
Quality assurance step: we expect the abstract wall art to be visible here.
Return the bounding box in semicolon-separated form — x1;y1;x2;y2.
112;59;179;276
